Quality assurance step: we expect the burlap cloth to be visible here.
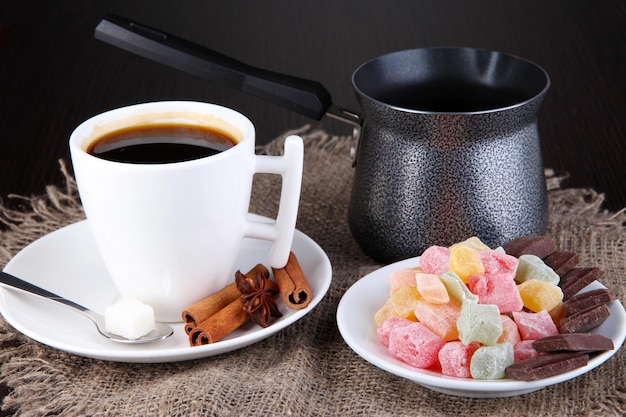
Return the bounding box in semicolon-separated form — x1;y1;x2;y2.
0;127;624;416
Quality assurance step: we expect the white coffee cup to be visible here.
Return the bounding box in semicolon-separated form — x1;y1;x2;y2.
69;101;304;322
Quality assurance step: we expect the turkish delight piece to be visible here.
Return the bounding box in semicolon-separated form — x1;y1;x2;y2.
414;298;461;341
479;249;519;278
377;316;413;347
449;243;484;283
420;245;450;275
470;343;515;380
438;341;480;378
498;315;522;345
440;271;479;304
374;298;397;328
389;285;421;321
512;310;559;340
514;340;542;362
415;273;450;304
469;273;524;313
389;269;419;294
517;279;564;312
516;255;560;286
457;301;502;346
387;321;446;369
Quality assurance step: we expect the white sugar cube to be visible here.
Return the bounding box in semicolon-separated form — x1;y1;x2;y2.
105;298;156;340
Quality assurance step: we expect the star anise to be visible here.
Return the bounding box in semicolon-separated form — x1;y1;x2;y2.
235;269;282;327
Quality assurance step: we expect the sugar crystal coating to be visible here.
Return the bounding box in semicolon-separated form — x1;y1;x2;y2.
470;343;514;380
469;273;524;313
374;298;396;328
513;340;542;362
449;244;485;283
512;310;559;340
387;321;446;369
518;279;563;312
498;315;522;345
516;254;560;286
479;249;518;278
389;285;421;321
440;271;479;304
457;301;503;346
389;269;420;294
414;298;461;341
438;341;480;378
415;273;450;304
377;316;413;347
458;236;491;252
420;245;450;275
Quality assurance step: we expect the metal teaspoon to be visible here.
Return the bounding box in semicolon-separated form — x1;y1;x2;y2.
0;271;174;344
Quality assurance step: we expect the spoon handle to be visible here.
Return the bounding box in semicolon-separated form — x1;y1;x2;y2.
0;270;174;343
0;271;88;313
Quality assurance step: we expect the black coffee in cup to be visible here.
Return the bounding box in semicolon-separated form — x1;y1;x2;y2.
87;123;237;164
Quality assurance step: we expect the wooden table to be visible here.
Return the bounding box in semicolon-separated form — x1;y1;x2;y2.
1;0;625;211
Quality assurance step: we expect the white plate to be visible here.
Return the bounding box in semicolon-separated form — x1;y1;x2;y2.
337;256;626;398
0;218;331;363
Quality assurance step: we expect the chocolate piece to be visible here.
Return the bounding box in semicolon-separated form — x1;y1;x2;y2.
559;304;611;334
560;267;603;300
503;236;556;259
564;288;616;316
506;352;588;381
543;251;580;277
533;333;614;352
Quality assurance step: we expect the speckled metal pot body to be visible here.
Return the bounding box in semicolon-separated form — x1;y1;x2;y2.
348;48;550;263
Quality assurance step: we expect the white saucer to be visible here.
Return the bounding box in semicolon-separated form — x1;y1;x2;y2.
337;256;626;398
0;218;332;363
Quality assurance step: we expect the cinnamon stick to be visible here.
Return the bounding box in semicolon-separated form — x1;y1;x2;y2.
188;266;281;346
272;251;313;310
182;264;268;333
188;298;249;346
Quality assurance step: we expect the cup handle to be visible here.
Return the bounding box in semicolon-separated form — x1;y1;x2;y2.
244;135;304;268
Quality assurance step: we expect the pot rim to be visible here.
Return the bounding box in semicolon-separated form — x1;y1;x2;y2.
351;46;551;115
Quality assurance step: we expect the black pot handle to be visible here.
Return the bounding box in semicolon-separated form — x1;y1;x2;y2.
95;14;335;120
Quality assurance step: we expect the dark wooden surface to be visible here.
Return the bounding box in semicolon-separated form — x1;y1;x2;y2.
1;0;625;212
0;1;625;413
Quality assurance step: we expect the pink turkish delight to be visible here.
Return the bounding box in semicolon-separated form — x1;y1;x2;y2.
468;273;524;313
420;245;450;275
387;321;446;369
513;340;543;362
512;310;559;340
438;341;480;378
377;316;413;347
